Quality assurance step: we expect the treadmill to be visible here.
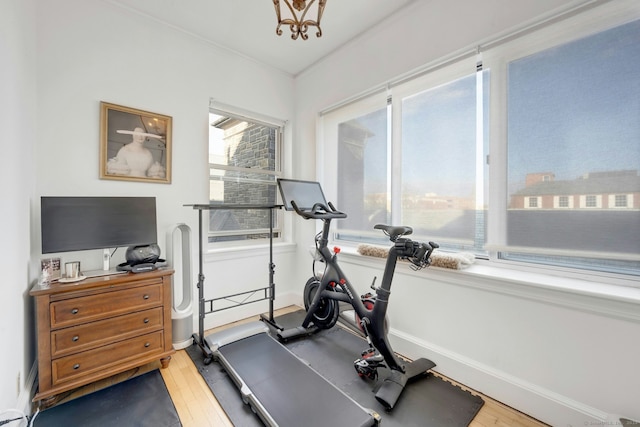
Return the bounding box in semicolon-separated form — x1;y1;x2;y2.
206;322;380;427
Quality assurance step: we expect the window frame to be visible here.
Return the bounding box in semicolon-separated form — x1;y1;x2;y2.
208;103;285;246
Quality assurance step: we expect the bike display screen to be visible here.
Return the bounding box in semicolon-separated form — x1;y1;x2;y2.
277;179;328;211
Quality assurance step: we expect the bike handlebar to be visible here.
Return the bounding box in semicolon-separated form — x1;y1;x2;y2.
291;200;348;220
375;223;438;269
395;238;439;270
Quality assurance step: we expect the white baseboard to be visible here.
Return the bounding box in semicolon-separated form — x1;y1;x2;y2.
388;328;610;427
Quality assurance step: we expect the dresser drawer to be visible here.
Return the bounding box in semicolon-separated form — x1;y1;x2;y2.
50;284;163;328
50;307;163;358
51;331;164;385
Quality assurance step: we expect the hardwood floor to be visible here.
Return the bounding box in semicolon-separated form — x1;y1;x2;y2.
160;350;232;427
161;306;549;427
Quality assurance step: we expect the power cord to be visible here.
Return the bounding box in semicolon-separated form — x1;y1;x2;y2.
29;408;39;427
0;408;39;427
0;410;25;426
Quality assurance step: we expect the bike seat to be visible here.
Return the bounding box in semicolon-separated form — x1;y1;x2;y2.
374;224;413;241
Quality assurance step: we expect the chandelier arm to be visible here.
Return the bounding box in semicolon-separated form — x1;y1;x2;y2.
298;0;315;23
272;0;283;35
289;23;301;40
283;0;297;19
272;0;282;21
317;0;327;23
300;21;321;38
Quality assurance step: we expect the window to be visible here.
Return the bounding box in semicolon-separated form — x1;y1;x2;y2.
325;60;488;253
335;103;389;242
322;93;390;243
557;196;570;208
503;17;640;272
614;194;628;208
208;107;283;243
399;71;489;252
322;2;640;277
583;195;598;208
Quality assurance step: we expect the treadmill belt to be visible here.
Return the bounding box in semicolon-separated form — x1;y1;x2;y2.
218;333;375;427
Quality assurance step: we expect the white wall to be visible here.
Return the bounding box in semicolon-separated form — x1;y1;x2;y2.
0;0;37;415
294;0;640;425
17;0;298;410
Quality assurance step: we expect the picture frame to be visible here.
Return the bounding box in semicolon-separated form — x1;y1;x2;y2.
100;102;172;184
40;257;61;283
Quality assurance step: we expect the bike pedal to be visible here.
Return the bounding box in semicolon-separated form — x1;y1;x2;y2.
361;348;376;357
354;359;379;380
361;349;383;362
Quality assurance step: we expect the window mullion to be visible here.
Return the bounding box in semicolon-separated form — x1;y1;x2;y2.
485;50;508;258
389;94;402;225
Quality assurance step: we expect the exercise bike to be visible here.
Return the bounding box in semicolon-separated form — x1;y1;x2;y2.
276;179;439;411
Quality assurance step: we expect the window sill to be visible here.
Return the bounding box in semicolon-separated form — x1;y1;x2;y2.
205;242;297;262
338;248;640;323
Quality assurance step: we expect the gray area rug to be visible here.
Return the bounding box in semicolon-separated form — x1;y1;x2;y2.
33;369;181;427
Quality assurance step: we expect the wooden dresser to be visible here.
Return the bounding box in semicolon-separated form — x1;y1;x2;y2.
30;269;175;404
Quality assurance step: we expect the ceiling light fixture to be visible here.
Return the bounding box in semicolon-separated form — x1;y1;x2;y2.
272;0;327;40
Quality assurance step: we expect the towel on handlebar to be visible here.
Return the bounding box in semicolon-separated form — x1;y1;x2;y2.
357;244;475;270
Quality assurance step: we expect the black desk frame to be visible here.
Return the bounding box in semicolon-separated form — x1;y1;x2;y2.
185;204;283;362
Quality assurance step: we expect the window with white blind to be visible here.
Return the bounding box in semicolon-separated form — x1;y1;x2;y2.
321;1;640;278
322;93;390;244
397;69;489;252
499;12;640;274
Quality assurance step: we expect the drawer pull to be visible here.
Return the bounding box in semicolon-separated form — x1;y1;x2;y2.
72;336;79;342
143;318;150;324
73;364;80;370
71;308;79;315
144;342;150;348
143;295;150;300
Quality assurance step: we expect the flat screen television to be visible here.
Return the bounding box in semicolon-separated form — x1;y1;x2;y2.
41;196;157;275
